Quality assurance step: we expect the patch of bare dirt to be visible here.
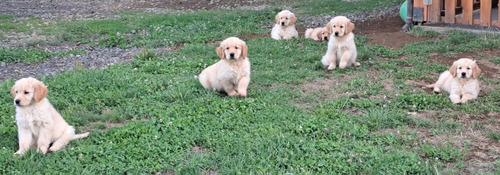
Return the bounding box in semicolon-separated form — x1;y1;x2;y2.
190;146;208;154
407;110;500;174
292;74;350;110
357;16;437;49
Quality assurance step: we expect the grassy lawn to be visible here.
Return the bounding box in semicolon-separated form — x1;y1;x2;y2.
1;2;500;174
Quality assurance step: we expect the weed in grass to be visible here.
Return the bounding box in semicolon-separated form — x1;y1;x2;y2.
487;131;500;141
407;27;440;38
134;49;157;61
490;57;500;64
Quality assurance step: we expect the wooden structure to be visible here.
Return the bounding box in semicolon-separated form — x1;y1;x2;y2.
413;0;500;26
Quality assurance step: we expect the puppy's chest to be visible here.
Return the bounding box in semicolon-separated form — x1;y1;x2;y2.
17;108;49;129
219;64;249;81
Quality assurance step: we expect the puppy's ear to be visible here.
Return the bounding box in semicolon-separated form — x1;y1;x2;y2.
472;63;481;79
241;44;248;59
316;31;323;41
326;22;333;34
289;14;297;25
346;21;355;34
449;64;458;78
11;86;16;98
34;81;48;102
216;46;225;60
275;14;280;24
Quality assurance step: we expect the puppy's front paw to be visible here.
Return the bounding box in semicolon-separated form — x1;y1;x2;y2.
327;65;336;70
14;151;24;157
353;62;361;67
460;98;469;104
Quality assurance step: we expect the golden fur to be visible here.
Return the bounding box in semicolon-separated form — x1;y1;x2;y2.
427;58;481;104
305;27;330;42
11;77;89;156
271;10;299;40
199;37;251;97
321;16;360;70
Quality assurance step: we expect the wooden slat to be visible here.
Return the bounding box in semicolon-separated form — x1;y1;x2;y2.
480;0;492;26
445;0;457;23
428;0;441;22
462;0;474;24
498;0;500;26
414;0;426;21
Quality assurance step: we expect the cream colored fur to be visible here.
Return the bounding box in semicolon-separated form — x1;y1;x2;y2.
427;58;481;104
271;10;299;40
305;27;330;41
321;16;360;70
199;37;251;97
11;77;89;156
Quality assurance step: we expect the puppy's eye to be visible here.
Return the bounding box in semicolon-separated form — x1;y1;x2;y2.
333;25;336;27
341;26;344;28
458;67;462;69
235;47;239;49
24;91;29;94
467;67;470;70
15;91;18;94
286;17;288;20
226;47;229;50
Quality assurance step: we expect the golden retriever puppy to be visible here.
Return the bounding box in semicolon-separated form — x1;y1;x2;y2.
305;27;330;42
11;77;89;156
427;58;481;104
271;10;298;40
199;37;250;97
321;16;360;70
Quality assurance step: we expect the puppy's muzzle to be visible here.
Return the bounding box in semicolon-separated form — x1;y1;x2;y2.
461;72;466;78
334;32;339;36
229;53;235;59
324;37;328;41
281;22;285;26
15;99;20;105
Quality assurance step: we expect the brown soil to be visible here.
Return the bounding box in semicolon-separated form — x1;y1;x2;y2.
358;16;436;49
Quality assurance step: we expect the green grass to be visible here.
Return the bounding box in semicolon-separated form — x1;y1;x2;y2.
0;48;86;63
490;57;500;64
0;3;499;174
291;0;405;16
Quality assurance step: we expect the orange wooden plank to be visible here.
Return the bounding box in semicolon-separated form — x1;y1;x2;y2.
428;0;441;22
462;0;473;24
445;0;457;23
480;0;492;26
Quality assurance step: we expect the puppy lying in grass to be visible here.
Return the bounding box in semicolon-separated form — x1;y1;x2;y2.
427;58;481;104
199;37;250;97
271;10;298;40
321;16;360;70
305;27;330;42
11;77;89;156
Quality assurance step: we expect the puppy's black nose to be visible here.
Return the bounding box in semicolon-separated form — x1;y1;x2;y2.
15;99;20;105
324;37;328;41
335;32;339;36
281;22;285;26
229;53;235;58
461;72;466;77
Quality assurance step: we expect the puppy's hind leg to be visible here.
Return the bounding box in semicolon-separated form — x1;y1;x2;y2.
223;82;238;97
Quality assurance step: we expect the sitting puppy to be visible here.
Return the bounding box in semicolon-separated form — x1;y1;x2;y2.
305;27;330;42
321;16;360;70
11;77;89;156
427;58;481;104
199;37;250;97
271;10;298;40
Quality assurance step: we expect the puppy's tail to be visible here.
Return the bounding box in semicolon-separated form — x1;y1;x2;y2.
424;84;435;89
72;132;90;141
305;28;313;38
